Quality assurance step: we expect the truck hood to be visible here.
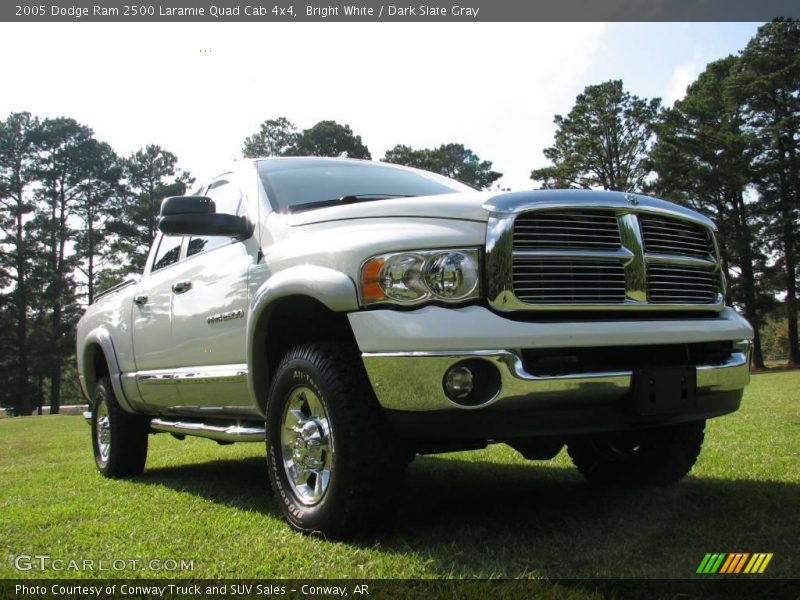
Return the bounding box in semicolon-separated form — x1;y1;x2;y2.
284;191;494;226
283;188;716;230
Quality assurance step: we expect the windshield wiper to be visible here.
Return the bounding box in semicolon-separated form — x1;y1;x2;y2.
287;194;417;214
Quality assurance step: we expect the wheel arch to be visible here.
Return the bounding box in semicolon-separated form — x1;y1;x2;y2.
79;328;134;412
247;265;360;413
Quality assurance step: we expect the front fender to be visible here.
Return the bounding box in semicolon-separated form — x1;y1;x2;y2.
246;265;359;406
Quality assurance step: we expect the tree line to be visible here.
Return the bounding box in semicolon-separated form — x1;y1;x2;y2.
241;117;503;190
0;19;796;416
0;117;191;416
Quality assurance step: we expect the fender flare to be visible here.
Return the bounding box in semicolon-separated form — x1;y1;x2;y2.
246;265;359;408
79;328;136;413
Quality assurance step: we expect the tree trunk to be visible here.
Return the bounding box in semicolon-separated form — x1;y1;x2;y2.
732;190;766;369
87;200;95;305
769;96;800;367
50;355;61;415
49;288;63;415
48;183;68;414
13;178;33;416
782;217;799;366
785;113;800;367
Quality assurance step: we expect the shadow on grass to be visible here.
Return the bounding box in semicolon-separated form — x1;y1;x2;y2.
136;456;276;516
135;453;799;579
390;455;800;579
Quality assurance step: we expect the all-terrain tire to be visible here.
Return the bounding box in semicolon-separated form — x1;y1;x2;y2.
567;420;705;486
91;376;149;478
265;343;406;539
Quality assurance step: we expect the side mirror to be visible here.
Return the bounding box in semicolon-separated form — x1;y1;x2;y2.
157;196;253;240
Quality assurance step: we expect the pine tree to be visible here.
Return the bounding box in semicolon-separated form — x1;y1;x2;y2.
531;80;661;191
652;57;774;368
734;20;800;365
106;145;192;278
383;143;502;189
0;112;41;415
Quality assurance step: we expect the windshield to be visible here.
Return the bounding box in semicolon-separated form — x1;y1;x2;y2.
257;158;474;213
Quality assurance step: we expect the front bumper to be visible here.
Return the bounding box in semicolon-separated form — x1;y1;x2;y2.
350;305;753;439
362;344;751;412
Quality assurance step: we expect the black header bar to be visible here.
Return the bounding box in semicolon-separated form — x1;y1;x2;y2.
3;0;800;22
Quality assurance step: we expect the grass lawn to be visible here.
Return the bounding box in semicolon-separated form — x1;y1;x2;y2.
1;371;798;583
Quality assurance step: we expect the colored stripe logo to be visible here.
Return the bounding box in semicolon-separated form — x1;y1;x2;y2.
696;553;773;574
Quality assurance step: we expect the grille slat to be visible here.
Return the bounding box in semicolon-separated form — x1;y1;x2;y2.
515;221;620;227
641;228;709;240
650;287;715;293
647;264;717;304
651;234;708;244
647;272;714;280
643;222;708;234
515;280;626;285
512;259;626;304
644;220;706;232
514;232;622;239
513;210;621;251
515;264;624;270
641;215;714;259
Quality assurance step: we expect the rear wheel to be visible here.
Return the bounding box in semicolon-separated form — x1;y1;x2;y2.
91;377;149;478
567;420;705;486
265;343;405;538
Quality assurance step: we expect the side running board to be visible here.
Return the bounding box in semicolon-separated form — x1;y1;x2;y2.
150;418;266;443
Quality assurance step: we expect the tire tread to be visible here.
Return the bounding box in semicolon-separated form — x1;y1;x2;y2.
266;342;405;538
93;377;149;478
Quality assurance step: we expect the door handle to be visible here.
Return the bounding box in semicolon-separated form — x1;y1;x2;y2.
133;294;148;306
172;280;193;294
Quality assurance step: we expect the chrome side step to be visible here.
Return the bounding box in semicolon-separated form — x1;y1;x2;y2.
150;418;266;443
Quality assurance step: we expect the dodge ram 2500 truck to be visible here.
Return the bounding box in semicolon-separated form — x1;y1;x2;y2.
77;157;753;537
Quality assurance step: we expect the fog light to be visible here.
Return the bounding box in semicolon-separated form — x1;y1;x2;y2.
444;366;474;399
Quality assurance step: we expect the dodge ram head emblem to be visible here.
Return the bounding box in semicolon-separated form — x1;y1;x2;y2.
625;193;640;206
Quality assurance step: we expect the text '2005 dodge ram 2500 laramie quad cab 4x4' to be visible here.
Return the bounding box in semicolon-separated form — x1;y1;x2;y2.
77;157;753;538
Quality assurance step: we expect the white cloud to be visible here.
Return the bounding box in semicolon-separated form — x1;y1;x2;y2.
666;59;700;106
0;22;605;190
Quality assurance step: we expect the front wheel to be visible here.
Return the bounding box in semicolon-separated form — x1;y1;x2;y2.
91;377;149;478
567;420;705;486
265;343;405;538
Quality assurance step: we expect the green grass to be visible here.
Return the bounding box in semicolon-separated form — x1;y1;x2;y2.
1;371;798;582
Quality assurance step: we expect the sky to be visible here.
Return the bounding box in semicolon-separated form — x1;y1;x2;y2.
0;21;762;190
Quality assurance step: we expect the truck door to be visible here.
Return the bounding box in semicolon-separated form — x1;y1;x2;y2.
131;233;185;410
169;179;256;412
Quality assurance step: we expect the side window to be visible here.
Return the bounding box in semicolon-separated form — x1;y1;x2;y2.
151;235;183;272
187;180;245;258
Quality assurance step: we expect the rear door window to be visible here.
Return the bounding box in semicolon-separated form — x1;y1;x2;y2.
151;234;183;272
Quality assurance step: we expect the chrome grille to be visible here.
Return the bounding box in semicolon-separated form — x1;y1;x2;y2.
513;259;626;304
647;264;717;304
513;210;621;250
640;215;713;259
494;202;723;310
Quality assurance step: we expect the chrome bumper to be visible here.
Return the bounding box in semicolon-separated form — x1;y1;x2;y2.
362;341;752;412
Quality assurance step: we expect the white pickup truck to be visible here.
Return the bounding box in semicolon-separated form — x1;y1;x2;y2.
77;157;753;538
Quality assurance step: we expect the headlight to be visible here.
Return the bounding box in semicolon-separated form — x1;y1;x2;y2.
360;248;481;306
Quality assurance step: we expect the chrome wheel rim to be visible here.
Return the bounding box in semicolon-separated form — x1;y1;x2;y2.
280;385;333;506
95;399;111;464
